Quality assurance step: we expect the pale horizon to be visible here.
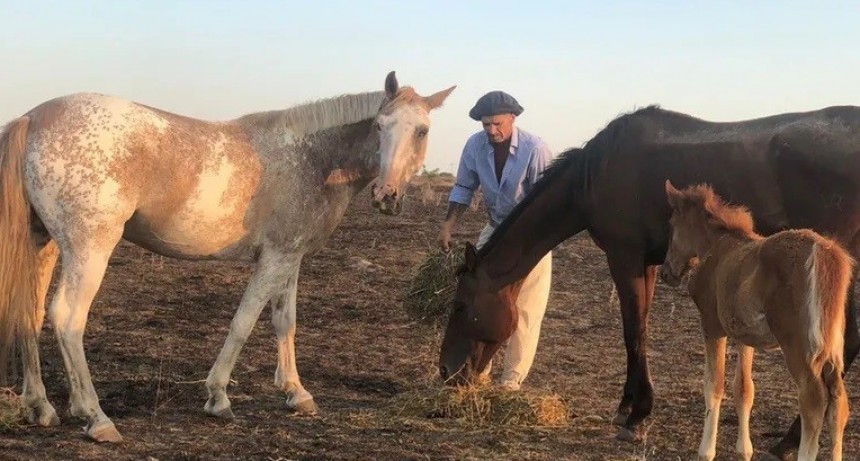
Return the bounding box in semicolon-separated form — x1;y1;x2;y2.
2;1;858;174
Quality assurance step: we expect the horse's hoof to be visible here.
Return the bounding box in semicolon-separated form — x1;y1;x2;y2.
207;406;235;419
204;397;235;419
615;426;645;444
86;421;123;443
291;398;318;416
26;404;60;427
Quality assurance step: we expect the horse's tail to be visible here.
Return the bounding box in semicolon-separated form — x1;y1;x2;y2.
805;237;852;385
0;116;38;385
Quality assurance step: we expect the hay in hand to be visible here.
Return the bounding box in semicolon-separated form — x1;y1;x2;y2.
403;247;464;326
0;387;22;430
389;383;569;427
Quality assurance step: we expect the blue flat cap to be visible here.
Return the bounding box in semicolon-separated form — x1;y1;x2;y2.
468;91;524;121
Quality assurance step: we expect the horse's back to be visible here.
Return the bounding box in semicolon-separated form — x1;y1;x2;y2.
22;93;264;259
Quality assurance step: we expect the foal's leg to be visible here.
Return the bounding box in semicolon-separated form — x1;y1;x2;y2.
698;336;727;461
50;235;124;442
793;370;827;461
734;345;755;461
21;240;61;427
270;256;318;415
827;370;849;461
205;250;296;419
770;279;860;460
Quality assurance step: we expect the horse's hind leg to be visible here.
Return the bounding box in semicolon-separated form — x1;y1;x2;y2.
733;344;755;461
49;235;124;443
824;364;848;461
21;240;61;427
793;370;827;461
697;335;726;461
770;277;860;460
205;250;299;419
270;256;317;415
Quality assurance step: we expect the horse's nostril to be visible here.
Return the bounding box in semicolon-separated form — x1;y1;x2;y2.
439;365;448;379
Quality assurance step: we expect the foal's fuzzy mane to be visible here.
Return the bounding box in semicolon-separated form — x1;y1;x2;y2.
238;87;426;136
677;184;756;236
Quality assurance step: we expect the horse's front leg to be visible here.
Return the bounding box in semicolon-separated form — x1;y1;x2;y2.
204;250;299;419
698;335;727;461
734;344;754;461
607;252;655;443
270;256;318;415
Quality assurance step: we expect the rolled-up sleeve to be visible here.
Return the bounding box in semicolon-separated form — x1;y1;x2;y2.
525;140;554;193
448;141;480;205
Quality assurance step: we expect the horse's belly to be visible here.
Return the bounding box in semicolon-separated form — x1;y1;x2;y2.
720;304;779;349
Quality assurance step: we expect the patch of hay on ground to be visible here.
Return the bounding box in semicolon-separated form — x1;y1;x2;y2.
0;387;22;430
402;247;464;327
387;383;570;428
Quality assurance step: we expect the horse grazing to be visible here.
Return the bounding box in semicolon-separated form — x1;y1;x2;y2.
0;71;456;442
438;104;860;459
661;180;851;461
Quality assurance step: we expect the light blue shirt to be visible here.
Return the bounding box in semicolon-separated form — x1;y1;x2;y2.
449;127;554;226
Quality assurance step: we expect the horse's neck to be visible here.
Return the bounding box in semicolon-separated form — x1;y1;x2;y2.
698;230;754;261
478;166;586;287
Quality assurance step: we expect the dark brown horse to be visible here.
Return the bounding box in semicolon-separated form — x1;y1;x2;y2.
438;104;860;460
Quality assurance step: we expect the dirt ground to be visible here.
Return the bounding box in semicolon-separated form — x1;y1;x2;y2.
1;179;858;461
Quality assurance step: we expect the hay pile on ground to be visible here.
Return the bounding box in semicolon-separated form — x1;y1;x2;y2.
389;383;569;427
0;388;22;430
402;247;464;326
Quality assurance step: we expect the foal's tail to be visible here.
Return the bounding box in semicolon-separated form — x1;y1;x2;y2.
0;116;37;385
806;237;852;387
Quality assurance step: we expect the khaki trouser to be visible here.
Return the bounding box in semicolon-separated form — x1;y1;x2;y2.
476;223;552;388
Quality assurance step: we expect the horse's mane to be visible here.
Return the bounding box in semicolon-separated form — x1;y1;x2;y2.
473;105;706;261
237;87;425;136
677;184;756;236
475;146;588;259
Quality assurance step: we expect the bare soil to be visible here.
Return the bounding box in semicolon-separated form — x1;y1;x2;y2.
1;180;858;461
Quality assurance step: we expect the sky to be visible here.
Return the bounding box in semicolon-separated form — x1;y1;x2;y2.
1;0;858;173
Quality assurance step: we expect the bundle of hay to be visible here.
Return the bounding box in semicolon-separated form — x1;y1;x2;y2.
390;383;569;427
0;388;22;430
403;247;464;326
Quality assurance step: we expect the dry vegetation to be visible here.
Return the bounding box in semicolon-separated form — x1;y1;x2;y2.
0;177;858;461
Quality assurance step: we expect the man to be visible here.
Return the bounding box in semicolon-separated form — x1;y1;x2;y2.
437;90;554;390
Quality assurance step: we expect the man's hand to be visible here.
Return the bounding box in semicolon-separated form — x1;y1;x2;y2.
438;202;469;252
438;221;454;252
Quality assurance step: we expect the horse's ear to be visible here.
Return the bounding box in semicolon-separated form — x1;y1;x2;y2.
424;85;457;110
464;242;478;271
385;71;399;99
665;179;682;209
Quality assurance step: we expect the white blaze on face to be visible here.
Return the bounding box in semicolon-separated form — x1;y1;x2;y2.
373;105;430;200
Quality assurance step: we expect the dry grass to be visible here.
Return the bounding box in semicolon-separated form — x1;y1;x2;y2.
388;382;570;428
402;247;464;326
0;387;21;430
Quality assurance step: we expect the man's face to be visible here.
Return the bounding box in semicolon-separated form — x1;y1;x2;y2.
481;114;515;144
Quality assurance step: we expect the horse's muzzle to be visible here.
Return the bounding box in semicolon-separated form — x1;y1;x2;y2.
659;264;683;287
371;183;402;215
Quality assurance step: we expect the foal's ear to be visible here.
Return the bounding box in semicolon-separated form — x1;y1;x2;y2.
385;71;399;99
664;179;682;209
424;85;457;110
464;242;478;271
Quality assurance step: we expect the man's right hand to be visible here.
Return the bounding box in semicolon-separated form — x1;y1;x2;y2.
438;222;453;252
439;202;468;253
